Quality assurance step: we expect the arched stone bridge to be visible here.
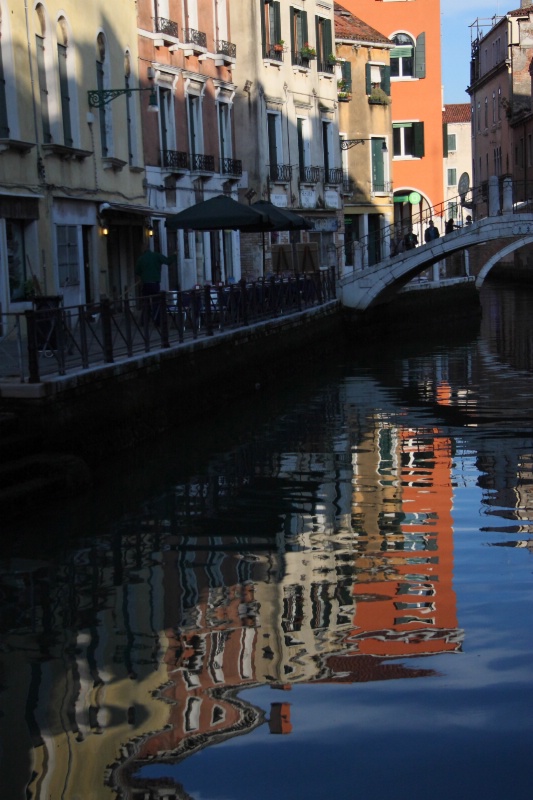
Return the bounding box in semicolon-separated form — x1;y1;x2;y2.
338;213;533;312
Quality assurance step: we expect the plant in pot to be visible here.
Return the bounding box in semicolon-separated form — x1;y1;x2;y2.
300;42;316;59
273;40;284;52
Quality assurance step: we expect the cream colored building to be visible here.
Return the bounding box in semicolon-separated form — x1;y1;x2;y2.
443;104;472;227
231;0;343;277
0;0;148;318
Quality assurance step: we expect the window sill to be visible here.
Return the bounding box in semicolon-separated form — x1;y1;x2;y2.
42;143;92;161
102;157;127;171
0;139;36;155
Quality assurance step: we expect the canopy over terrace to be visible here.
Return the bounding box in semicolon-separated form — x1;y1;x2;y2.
166;195;312;277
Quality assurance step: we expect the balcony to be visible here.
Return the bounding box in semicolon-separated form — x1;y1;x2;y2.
269;164;292;183
342;174;354;195
183;28;207;53
325;168;343;185
220;157;242;178
317;60;335;75
191;153;215;175
372;180;393;195
155;16;179;41
216;40;236;62
299;165;321;184
162;149;190;174
292;51;314;69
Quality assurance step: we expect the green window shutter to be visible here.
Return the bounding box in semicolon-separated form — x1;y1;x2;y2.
302;11;308;47
290;7;295;54
273;2;281;44
0;35;9;137
324;18;332;60
58;44;73;147
260;0;267;55
381;65;391;95
415;32;426;79
341;60;352;91
443;123;448;158
365;63;372;95
413;121;425;157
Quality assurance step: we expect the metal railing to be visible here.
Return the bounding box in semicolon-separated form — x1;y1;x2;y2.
183;28;207;48
163;149;190;171
299;165;321;184
190;153;215;172
216;40;236;59
155;17;178;38
269;164;293;182
1;271;336;384
220;157;242;177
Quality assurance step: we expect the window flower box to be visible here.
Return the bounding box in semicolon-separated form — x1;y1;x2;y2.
300;43;316;59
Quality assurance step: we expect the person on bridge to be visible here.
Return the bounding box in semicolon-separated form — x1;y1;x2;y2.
424;219;440;243
404;227;418;250
445;218;455;234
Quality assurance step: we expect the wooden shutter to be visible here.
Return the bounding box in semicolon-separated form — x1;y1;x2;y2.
341;60;352;91
260;0;267;56
273;2;281;44
0;37;9;137
323;18;332;60
443;123;448;158
58;44;73;147
365;63;372;95
415;32;426;79
413;122;425;157
381;65;391;95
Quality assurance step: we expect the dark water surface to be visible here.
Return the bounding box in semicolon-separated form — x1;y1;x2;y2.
2;282;533;800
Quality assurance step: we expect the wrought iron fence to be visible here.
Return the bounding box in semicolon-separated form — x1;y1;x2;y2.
300;165;321;184
220;157;242;177
325;168;343;185
191;153;215;172
269;164;293;182
1;271;336;384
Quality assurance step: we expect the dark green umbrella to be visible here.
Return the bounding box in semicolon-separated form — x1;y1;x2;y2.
166;194;275;231
250;200;312;231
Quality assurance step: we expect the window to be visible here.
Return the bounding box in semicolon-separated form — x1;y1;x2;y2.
290;6;309;65
188;93;203;164
392;122;424;158
35;5;51;144
484;96;488;129
261;0;281;59
371;138;388;192
267;111;283;180
365;63;391;96
7;221;28;302
447;133;456;152
56;225;79;287
448;201;458;220
390;32;425;79
96;33;109;157
124;53;136;167
57;18;73;147
322;120;333;178
297;117;311;179
315;15;333;72
0;17;9;137
494;145;502;175
492;91;497;124
447;169;457;187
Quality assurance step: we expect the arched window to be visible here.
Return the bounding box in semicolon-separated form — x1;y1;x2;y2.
390;33;414;78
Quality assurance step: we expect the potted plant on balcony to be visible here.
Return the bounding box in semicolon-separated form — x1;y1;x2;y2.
300;42;316;59
327;52;338;65
273;40;284;52
337;80;351;101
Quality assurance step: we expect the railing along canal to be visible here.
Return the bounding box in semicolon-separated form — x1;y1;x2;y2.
0;270;336;384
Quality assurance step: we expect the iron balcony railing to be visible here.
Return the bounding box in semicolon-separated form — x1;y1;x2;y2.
325;168;343;185
269;164;293;182
163;150;190;171
155;16;178;38
317;60;335;74
300;165;321;184
183;28;207;48
220;157;242;177
292;52;314;68
2;270;337;383
372;180;393;194
265;45;283;61
191;153;215;172
216;40;236;59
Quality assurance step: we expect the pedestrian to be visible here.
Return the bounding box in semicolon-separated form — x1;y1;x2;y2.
424;219;440;243
465;215;472;225
445;217;455;234
404;227;418;250
135;246;175;325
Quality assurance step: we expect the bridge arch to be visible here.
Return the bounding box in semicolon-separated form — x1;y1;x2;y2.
475;236;533;287
338;213;533;311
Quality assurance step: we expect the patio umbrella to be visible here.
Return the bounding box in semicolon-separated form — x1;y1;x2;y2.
166;194;275;231
249;200;312;231
249;200;313;275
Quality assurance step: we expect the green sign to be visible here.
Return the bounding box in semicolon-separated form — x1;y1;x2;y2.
408;192;422;205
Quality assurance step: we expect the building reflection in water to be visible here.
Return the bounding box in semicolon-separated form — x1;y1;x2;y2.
0;390;465;800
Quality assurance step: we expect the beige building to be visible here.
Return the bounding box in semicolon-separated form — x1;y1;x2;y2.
443;104;472;227
334;3;393;268
0;0;150;317
231;0;343;277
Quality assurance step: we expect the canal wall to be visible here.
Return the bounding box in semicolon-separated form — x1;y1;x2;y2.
0;302;342;468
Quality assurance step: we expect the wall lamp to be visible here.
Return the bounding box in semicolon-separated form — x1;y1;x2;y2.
341;138;388;151
88;86;158;112
101;224;109;236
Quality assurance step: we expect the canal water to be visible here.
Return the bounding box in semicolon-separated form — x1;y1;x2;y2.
1;281;533;800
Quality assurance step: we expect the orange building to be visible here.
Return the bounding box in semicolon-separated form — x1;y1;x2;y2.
341;0;445;236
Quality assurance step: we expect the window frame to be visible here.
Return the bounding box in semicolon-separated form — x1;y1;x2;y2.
392;121;424;159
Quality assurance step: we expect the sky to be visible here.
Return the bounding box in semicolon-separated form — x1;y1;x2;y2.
442;0;513;104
